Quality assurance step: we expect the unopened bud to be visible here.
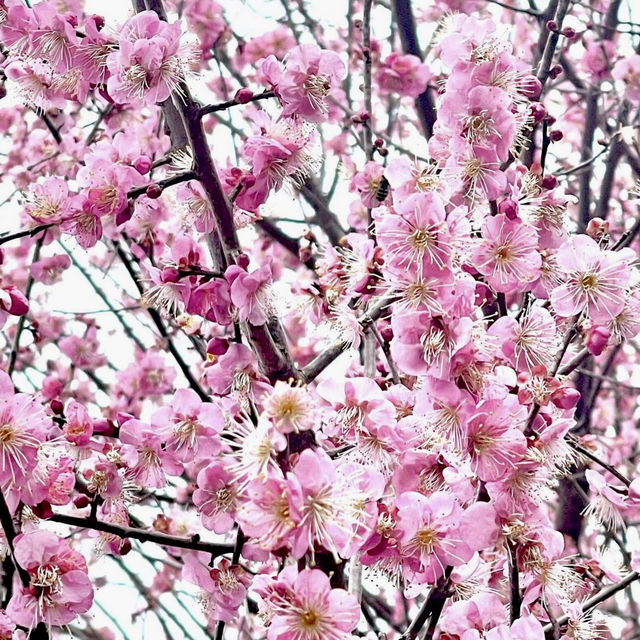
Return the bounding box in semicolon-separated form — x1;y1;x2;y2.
549;129;563;142
145;183;163;199
133;156;152;175
235;87;254;104
236;253;250;269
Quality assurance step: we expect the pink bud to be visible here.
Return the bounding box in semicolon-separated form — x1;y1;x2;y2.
549;129;563;142
235;88;254;104
236;253;250;269
546;20;558;31
585;325;610;356
549;64;563;79
161;266;181;283
586;217;609;240
530;102;546;123
93;419;117;437
32;501;54;519
519;75;542;99
541;174;557;190
5;287;28;316
146;183;163;199
115;203;134;226
50;399;64;415
133;156;152;175
551;386;581;410
498;199;518;220
73;495;91;509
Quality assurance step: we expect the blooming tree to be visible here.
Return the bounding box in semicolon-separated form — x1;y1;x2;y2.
2;0;640;638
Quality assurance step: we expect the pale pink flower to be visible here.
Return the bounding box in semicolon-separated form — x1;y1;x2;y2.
378;52;431;98
257;567;360;640
226;262;273;325
550;235;632;321
612;54;640;104
262;43;346;122
473;214;541;293
0;393;52;493
193;462;239;534
106;11;197;106
7;531;93;628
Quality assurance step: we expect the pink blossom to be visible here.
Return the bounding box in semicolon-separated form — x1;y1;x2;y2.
550;235;632;321
226;262;273;325
612;54;640;104
262;44;346;122
256;567;360;640
7;531;93;627
473;214;541;293
378;52;431;98
151;389;223;462
106;11;196;106
193;462;239;533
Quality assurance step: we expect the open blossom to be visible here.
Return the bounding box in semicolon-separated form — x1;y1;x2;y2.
472;214;541;293
612;54;640;104
151;389;223;462
0;392;52;494
24;177;77;224
106;10;197;106
226;262;273;325
376;191;451;274
256;567;360;640
550;235;633;321
7;531;93;628
238;115;317;211
262;43;346;122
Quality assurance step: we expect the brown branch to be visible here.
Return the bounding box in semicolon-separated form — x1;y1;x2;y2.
49;512;234;556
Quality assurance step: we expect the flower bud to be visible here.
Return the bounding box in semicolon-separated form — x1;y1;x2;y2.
546;20;558;31
562;27;577;40
549;64;563;79
519;75;542;99
235;87;254;104
146;183;163;199
161;266;181;283
32;501;54;519
551;386;580;409
50;399;64;415
236;253;250;269
207;337;229;356
115;203;134;226
549;129;563;142
530;102;546;123
73;495;91;509
133;156;152;175
584;325;610;356
541;174;557;190
586;217;609;241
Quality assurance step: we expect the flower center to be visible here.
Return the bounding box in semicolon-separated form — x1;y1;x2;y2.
300;608;320;629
